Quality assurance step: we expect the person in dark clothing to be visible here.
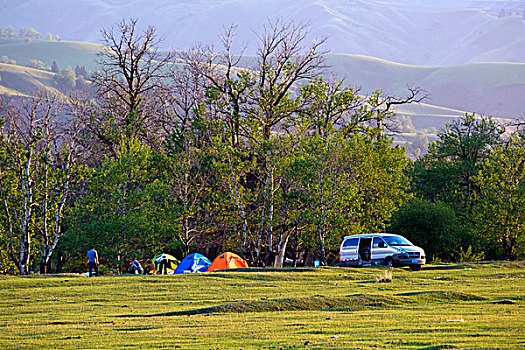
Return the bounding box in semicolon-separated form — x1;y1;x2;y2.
156;255;168;274
87;247;99;277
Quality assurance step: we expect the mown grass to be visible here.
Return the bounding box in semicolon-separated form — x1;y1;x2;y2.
0;262;524;349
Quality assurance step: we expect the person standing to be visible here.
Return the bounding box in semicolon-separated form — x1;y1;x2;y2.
156;255;168;275
87;247;99;277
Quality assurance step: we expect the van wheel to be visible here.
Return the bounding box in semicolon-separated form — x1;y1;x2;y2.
384;257;394;267
410;264;422;271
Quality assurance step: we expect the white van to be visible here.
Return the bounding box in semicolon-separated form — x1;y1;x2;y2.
338;233;426;271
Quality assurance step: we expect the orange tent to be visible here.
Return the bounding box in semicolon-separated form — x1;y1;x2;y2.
207;252;249;272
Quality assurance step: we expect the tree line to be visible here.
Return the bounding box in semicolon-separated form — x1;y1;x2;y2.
0;26;59;42
0;19;523;275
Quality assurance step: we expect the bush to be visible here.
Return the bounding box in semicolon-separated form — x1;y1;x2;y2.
388;198;474;262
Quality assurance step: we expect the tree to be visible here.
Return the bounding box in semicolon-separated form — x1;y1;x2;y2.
5;26;15;38
19;28;42;40
246;19;327;141
75;65;88;79
410;114;504;216
65;138;177;273
473;131;525;260
51;61;59;73
75;75;86;90
55;67;76;91
44;33;56;41
92;18;171;142
389;198;470;262
0;93;82;274
28;59;46;70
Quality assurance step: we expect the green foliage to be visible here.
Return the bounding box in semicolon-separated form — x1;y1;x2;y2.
4;26;16;38
473;131;525;260
457;245;485;263
61;138;180;272
410;114;504;216
389;198;474;262
6;21;521;273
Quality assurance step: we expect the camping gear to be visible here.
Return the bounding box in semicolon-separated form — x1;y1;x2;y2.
174;253;212;274
207;252;248;272
153;253;179;274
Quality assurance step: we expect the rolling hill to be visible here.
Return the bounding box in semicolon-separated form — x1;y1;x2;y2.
1;0;525;66
324;54;525;119
1;40;524;121
0;63;60;96
0;41;102;72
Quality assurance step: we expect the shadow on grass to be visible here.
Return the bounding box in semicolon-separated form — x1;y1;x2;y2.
421;264;467;271
395;291;486;301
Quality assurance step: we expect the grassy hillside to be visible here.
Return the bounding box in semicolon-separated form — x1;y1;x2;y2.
0;262;523;349
1;40;523;132
0;41;102;72
0;63;63;96
326;54;525;119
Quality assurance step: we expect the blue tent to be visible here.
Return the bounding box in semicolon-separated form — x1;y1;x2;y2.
173;253;212;274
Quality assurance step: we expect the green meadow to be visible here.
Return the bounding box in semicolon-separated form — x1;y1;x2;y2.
1;262;524;349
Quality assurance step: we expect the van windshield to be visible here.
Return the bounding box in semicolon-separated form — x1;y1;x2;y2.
383;236;413;246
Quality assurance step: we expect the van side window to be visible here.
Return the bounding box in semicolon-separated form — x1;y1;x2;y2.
373;237;385;248
343;238;359;248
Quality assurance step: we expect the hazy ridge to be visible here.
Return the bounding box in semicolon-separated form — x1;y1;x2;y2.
2;0;525;65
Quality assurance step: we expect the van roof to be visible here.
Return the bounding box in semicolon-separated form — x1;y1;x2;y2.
342;233;400;239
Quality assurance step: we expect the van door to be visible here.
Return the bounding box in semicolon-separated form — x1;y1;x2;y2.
340;237;359;264
371;237;389;263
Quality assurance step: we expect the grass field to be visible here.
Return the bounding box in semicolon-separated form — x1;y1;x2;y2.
1;262;524;349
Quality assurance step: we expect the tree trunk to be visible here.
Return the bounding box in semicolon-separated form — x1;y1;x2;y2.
274;228;293;268
40;257;52;274
268;167;274;251
18;232;31;275
256;174;269;262
56;251;66;273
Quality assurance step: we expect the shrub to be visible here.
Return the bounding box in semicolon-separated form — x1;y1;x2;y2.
389;198;474;262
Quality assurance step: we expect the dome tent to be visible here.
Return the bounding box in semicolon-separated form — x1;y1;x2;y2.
153;253;179;274
207;252;248;272
173;253;212;274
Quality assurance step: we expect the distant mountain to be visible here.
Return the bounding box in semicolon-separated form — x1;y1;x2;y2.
2;0;525;65
1;41;523;120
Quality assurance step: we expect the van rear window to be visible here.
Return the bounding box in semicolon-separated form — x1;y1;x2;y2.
343;238;359;248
